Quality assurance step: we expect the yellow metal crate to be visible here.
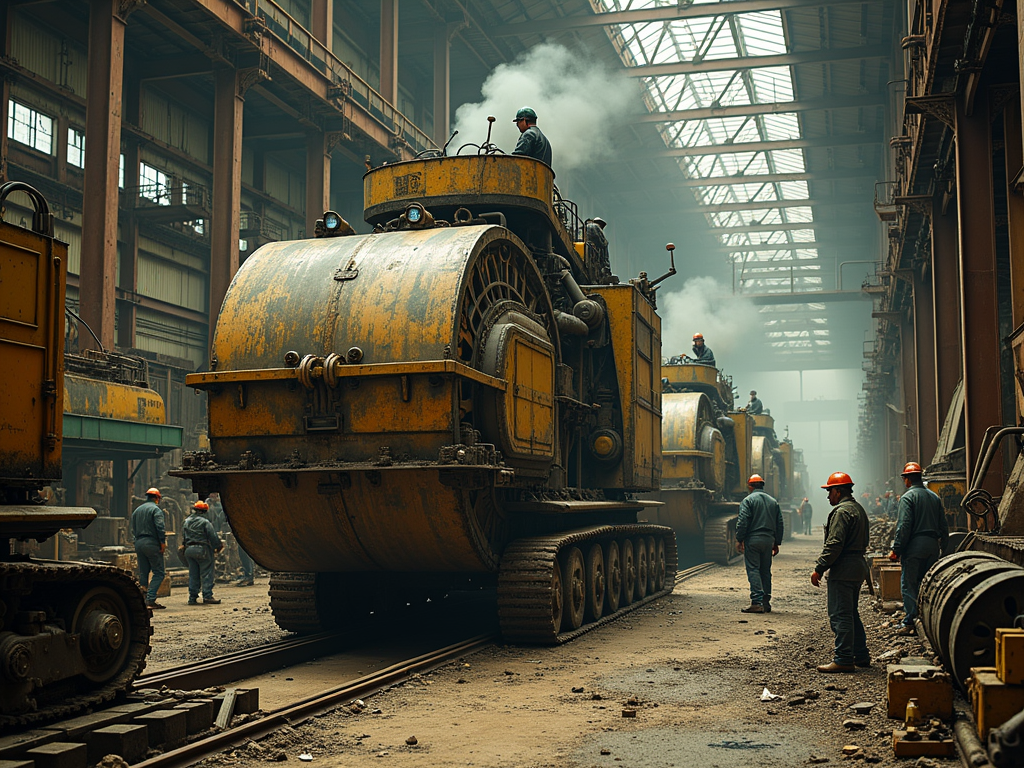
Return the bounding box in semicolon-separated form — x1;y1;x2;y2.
886;665;953;719
995;628;1024;685
880;565;902;601
968;667;1024;739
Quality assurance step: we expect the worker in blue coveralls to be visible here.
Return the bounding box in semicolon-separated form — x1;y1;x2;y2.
131;487;167;609
182;500;224;605
735;474;784;614
890;461;948;636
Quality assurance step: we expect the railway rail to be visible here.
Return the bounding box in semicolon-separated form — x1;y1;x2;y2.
2;562;718;767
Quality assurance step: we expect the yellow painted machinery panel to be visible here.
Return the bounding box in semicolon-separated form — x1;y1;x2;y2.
663;363;718;388
591;284;662;491
508;335;555;456
0;218;66;484
729;411;754;496
752;413;775;432
63;374;166;424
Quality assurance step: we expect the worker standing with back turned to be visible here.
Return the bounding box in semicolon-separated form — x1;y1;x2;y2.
735;474;784;614
890;461;948;636
131;487;167;610
811;472;870;672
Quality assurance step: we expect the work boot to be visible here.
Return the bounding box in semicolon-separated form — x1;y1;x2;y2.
740;603;764;614
896;625;915;636
187;599;199;606
146;601;166;610
203;597;222;605
816;662;856;673
234;579;254;587
855;658;871;668
763;600;772;613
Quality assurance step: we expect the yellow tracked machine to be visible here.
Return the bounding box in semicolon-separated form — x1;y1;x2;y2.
176;143;680;643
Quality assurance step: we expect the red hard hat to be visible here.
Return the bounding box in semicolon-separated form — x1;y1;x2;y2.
692;332;704;340
748;474;764;485
192;500;209;511
901;461;923;476
821;472;854;489
146;487;161;499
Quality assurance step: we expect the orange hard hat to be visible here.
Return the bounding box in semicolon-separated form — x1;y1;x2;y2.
192;500;209;511
145;487;161;499
692;332;704;340
821;472;854;489
901;461;923;476
802;497;808;502
748;474;764;485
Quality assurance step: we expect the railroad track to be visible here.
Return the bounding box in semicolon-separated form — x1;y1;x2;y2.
675;561;716;583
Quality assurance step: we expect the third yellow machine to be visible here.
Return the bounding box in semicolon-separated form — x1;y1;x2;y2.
176;136;681;642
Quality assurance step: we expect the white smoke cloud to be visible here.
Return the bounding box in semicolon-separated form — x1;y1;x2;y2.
658;277;761;371
451;43;636;172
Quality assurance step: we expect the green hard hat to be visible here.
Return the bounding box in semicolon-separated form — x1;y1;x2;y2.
513;106;538;122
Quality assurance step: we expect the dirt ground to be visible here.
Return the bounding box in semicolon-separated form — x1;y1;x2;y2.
149;533;959;768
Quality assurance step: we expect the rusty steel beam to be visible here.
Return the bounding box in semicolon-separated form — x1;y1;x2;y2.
209;66;243;356
956;90;1004;492
677;168;880;188
310;0;333;51
628;45;888;79
696;194;869;213
492;0;867;37
710;221;867;234
380;0;398;103
931;203;962;444
1005;98;1024;329
80;0;131;351
913;263;939;462
634;93;885;123
433;23;450;146
649;132;881;158
900;312;921;463
305;130;330;236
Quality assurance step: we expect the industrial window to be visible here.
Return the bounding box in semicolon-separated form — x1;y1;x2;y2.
7;99;53;154
119;154;125;189
67;128;85;169
139;162;169;205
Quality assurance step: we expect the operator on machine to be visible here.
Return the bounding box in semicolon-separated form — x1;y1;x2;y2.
811;472;870;672
182;500;224;606
131;487;167;610
735;474;784;614
511;107;552;166
744;390;764;415
586;217;613;284
890;461;948;636
689;333;716;366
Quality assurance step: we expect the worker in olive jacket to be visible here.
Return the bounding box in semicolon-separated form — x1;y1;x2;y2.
811;472;870;673
890;461;948;636
735;474;784;614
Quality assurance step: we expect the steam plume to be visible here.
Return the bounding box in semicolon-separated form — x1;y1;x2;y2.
658;277;761;368
452;43;636;172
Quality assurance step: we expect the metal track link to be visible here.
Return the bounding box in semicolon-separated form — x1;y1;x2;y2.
497;524;677;644
704;514;740;565
268;573;323;634
0;560;151;732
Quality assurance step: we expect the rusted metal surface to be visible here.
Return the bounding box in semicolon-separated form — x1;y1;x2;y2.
956;89;1006;494
913;264;939;461
900;313;921;461
931;206;962;440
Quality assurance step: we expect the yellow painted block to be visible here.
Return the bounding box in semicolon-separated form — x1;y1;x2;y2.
969;667;1024;739
880;566;902;600
996;628;1024;685
886;665;953;720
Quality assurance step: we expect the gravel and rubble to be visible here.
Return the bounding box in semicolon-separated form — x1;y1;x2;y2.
148;536;958;768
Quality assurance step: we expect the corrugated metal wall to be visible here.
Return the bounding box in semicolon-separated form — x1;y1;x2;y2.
140;89;210;164
10;13;89;98
134;308;206;368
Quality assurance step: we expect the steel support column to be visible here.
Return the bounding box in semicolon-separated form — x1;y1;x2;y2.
956;89;1004;491
1005;96;1024;328
209;66;243;355
0;1;12;183
80;0;130;351
932;201;961;438
913;264;938;460
305;130;330;236
900;312;921;462
380;0;398;103
310;0;333;50
432;23;450;147
117;72;142;350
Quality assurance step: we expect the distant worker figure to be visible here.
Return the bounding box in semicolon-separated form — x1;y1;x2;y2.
735;474;784;614
890;461;948;636
689;333;716;367
798;496;813;535
586;217;614;284
745;391;764;415
131;487;167;610
811;472;870;673
511;107;552;166
182;500;224;605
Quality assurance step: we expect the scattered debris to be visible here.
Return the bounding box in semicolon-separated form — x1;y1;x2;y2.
760;687;782;701
849;702;875;715
298;754;313;762
622;709;637;718
270;751;287;762
405;736;417;746
787;695;807;706
600;748;611;755
843;719;866;730
572;686;585;693
98;757;130;768
842;745;861;756
808;756;829;764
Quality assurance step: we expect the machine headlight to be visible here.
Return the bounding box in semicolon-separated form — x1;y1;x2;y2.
406;205;423;224
324;211;341;231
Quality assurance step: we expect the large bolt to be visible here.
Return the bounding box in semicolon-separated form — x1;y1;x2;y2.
0;637;32;681
82;612;124;655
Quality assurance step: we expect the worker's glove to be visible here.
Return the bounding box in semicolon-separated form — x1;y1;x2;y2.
772;545;779;557
736;541;745;554
159;542;166;553
810;571;822;587
889;551;899;562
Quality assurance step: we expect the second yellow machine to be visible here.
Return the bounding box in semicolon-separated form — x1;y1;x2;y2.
177;149;679;642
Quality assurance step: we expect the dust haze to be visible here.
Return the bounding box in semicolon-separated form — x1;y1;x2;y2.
658;276;761;365
452;43;636;171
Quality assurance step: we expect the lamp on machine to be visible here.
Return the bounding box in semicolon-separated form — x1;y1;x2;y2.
630;243;678;307
402;202;435;229
315;210;355;238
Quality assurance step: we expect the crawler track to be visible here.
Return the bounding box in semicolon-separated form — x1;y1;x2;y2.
704;514;741;565
0;561;151;732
